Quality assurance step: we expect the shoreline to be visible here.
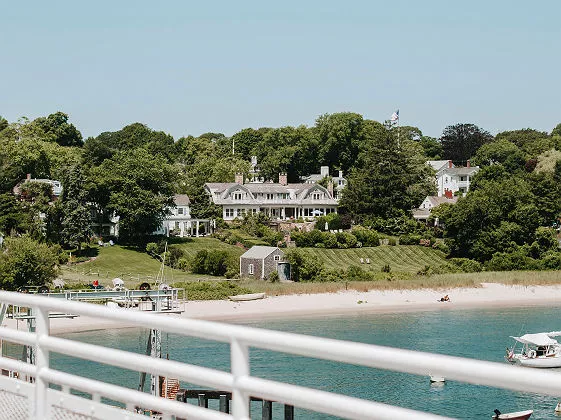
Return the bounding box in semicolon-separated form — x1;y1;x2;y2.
4;282;561;335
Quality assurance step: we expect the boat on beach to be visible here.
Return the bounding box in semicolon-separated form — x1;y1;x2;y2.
492;408;533;420
228;292;266;302
505;331;561;368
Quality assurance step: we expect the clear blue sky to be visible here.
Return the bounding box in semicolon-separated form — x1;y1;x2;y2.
1;0;560;139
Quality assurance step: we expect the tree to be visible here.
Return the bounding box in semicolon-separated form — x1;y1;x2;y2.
32;112;83;147
59;165;92;250
495;128;551;157
0;236;58;290
339;124;434;219
230;128;267;160
440;123;493;163
92;149;178;244
471;140;526;172
552;123;561;137
315;113;363;173
0;193;26;235
419;136;443;159
0;116;7;132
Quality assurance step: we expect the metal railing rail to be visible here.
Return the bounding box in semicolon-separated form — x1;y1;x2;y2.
0;291;560;419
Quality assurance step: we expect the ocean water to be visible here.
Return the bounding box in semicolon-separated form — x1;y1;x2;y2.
12;305;561;419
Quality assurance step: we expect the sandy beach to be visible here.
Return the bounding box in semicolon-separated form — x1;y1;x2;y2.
4;282;561;334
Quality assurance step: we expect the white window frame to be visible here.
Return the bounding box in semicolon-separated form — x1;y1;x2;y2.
177;207;184;215
248;264;254;275
225;208;234;218
274;255;280;261
312;192;322;200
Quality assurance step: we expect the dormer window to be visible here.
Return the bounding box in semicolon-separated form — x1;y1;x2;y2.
178;207;184;215
312;192;322;200
233;192;243;200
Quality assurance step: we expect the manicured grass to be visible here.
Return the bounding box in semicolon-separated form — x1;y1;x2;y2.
300;245;448;273
60;244;222;288
172;237;246;260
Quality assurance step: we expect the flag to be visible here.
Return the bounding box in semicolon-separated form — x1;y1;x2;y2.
390;109;399;122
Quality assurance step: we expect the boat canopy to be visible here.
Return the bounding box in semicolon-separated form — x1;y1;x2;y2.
511;333;559;346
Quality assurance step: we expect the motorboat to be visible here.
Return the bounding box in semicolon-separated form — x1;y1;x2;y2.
228;293;266;302
505;331;561;368
492;408;533;419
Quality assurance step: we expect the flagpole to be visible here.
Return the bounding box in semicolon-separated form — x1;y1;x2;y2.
397;114;400;147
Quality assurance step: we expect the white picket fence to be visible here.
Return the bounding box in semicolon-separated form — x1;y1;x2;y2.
1;290;561;419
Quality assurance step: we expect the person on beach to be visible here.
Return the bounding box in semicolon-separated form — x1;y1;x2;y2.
439;295;450;302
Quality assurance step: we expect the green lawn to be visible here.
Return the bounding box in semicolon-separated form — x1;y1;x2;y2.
300;245;448;273
60;242;228;288
59;241;448;289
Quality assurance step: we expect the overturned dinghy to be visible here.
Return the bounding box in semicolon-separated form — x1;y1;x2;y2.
229;293;266;302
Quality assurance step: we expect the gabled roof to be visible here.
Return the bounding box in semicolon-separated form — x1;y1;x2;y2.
426;196;458;206
174;194;190;206
427;160;452;171
241;246;282;259
441;167;480;176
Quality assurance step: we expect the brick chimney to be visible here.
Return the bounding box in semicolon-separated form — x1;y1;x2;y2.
320;166;329;177
448;160;453;169
279;173;288;186
235;172;244;185
466;160;471;168
26;173;31;181
327;180;334;197
444;189;453;199
338;170;343;178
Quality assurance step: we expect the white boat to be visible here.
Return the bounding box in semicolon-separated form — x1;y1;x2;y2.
505;331;561;368
228;293;266;302
492;408;533;420
429;375;445;383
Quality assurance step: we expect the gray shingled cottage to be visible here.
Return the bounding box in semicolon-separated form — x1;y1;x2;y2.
240;246;286;280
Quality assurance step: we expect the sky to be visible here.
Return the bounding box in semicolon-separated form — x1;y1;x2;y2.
1;0;560;140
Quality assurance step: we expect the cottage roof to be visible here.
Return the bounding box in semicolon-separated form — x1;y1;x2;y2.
427;160;452;171
442;167;479;176
426;196;458;206
241;246;281;260
174;194;191;206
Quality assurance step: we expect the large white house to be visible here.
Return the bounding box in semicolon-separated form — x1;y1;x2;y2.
427;160;479;198
205;173;339;222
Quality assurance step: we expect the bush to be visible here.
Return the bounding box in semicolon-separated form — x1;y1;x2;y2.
335;232;358;248
284;249;325;282
485;250;538;271
268;271;280;282
432;241;450;254
191;250;235;277
381;264;391;273
387;238;397;246
351;227;379;247
172;281;252;300
321;232;338;248
399;234;422;245
449;258;483;273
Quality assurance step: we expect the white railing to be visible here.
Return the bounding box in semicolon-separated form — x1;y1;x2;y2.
1;291;561;419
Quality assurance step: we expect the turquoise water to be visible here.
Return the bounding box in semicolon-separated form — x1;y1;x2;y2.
19;306;561;419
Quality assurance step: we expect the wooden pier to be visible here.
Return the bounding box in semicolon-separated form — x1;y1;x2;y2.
176;389;294;419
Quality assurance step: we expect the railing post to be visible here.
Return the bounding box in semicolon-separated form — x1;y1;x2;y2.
231;338;250;419
35;307;50;419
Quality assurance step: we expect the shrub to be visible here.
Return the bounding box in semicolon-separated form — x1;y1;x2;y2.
381;264;391;273
449;258;483;273
191;250;235;277
335;232;358;248
321;231;338;248
284;248;325;282
351;227;379;247
268;270;280;282
387;238;397;246
172;281;251;300
432;241;450;254
399;234;422;245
